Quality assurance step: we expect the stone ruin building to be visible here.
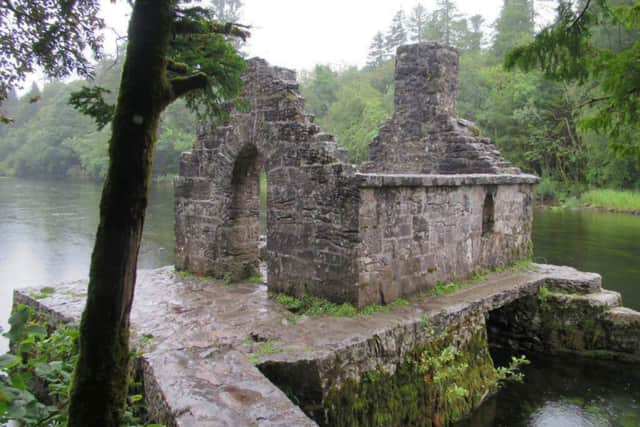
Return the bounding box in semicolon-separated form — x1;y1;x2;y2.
175;43;539;307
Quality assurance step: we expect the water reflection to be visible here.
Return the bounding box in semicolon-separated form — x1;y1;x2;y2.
0;177;175;353
456;353;640;427
533;208;640;310
1;179;640;425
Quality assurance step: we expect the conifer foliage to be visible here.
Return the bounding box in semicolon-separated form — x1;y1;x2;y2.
506;0;640;160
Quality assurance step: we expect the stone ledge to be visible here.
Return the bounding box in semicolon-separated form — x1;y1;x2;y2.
539;264;603;294
355;173;540;188
11;263;638;426
142;348;316;427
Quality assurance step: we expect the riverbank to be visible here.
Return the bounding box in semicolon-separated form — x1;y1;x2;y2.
536;180;640;215
580;189;640;215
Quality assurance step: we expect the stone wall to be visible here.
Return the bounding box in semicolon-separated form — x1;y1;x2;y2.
488;267;640;363
355;175;537;305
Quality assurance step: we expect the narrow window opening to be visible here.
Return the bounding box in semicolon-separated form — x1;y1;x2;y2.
482;192;495;235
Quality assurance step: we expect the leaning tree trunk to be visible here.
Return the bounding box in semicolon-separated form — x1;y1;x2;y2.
68;1;175;425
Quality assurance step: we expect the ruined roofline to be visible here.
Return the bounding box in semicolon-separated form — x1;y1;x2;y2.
364;42;530;176
356;173;540;188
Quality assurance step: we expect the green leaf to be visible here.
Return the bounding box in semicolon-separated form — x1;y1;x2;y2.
25;324;48;338
10;372;27;390
0;354;20;369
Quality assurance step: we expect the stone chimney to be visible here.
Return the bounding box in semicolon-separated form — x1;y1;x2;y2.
363;42;519;175
393;43;459;128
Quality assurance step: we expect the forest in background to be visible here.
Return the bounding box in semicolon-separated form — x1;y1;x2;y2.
0;0;639;196
0;58;197;179
300;0;640;198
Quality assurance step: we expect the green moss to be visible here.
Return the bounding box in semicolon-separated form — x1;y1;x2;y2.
322;317;498;427
246;273;264;284
537;292;611;354
175;269;213;281
431;281;462;296
247;340;281;365
538;286;551;303
29;286;56;300
469;125;482;137
273;293;409;318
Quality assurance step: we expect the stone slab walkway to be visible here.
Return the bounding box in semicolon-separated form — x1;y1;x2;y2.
14;263;634;426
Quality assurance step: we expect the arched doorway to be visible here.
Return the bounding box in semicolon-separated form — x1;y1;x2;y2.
228;143;263;281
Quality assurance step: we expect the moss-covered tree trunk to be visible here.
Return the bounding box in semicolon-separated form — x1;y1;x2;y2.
67;1;175;425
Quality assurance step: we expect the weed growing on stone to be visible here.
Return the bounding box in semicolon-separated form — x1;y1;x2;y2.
257;340;279;355
471;269;490;284
274;293;409;318
538;286;551;303
418;345;470;418
276;294;303;311
222;273;233;286
246;273;263;284
0;305;162;426
421;314;435;336
495;355;530;386
512;258;535;271
431;282;462;296
175;269;213;281
29;286;55;300
247;340;280;365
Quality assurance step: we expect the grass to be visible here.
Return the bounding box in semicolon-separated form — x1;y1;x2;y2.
580;189;640;212
247;339;280;365
276;257;537;315
275;293;410;318
431;258;534;297
431;281;462;296
538;285;551;302
246;273;264;284
175;269;213;281
29;286;55;300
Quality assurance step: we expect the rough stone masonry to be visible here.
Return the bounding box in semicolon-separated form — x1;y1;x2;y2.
175;43;539;307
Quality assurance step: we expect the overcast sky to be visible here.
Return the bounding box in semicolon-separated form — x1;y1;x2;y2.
100;0;508;72
21;0;553;92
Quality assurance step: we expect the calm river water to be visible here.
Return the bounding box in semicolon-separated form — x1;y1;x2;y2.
1;177;639;425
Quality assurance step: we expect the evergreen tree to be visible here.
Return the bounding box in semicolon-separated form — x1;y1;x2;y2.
432;0;462;46
452;17;472;50
367;31;388;67
211;0;243;22
302;65;339;119
493;0;535;61
467;14;485;51
407;4;429;43
506;0;640;161
385;10;408;55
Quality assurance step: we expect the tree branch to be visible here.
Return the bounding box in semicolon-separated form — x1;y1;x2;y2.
174;20;250;41
571;0;592;29
170;73;208;101
167;59;189;74
578;95;611;108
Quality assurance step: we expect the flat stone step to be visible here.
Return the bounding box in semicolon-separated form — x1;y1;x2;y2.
548;289;622;308
606;306;640;324
536;264;602;294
